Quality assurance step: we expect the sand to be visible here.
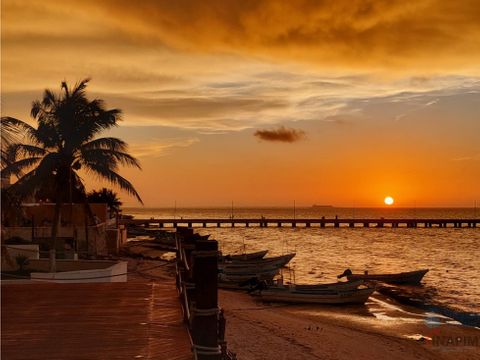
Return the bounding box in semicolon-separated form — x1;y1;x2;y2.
219;290;480;360
131;255;479;360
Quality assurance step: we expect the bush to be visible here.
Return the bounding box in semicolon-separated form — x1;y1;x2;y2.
15;255;29;271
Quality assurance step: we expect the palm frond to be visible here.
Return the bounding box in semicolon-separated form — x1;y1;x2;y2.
1;117;37;144
9;153;60;199
15;144;47;158
71;78;90;97
84;163;143;204
81;137;128;152
81;148;141;169
2;156;43;178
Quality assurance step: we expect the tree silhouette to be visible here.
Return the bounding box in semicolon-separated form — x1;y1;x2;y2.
87;188;123;216
2;79;142;271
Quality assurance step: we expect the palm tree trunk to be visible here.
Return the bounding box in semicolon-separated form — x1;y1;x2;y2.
50;200;62;272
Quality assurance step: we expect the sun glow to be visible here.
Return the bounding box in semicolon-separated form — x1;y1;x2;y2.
384;196;394;205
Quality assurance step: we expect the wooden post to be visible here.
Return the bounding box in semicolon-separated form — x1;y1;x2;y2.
191;240;221;360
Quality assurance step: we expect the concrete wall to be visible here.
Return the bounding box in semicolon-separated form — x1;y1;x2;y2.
27;259;119;272
30;260;128;283
23;203;107;226
2;223;108;257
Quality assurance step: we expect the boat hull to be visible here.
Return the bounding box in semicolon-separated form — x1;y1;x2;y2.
292;280;364;292
218;268;279;283
258;287;375;304
219;253;295;272
347;269;429;285
225;250;268;261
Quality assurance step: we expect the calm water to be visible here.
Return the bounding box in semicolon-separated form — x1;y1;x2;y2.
125;207;480;314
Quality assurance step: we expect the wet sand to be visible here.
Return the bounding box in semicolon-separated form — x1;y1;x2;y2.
220;290;480;360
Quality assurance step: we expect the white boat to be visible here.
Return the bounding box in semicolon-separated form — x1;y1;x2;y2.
255;286;375;304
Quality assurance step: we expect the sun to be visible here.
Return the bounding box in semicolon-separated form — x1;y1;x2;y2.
384;196;394;205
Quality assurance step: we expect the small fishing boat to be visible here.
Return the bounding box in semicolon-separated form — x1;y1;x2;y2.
218;268;279;283
219;253;295;271
292;279;365;292
255;285;375;304
221;250;268;261
338;268;429;285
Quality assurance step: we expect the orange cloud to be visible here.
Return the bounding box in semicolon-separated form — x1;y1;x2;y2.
81;0;480;74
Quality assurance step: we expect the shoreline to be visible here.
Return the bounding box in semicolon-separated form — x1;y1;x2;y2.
219;289;480;360
126;251;480;360
122;237;480;359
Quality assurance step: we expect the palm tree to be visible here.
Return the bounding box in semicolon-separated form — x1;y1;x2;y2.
87;188;122;217
1;79;142;271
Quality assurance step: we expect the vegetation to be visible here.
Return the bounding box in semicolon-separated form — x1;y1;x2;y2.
15;255;29;272
1;79;142;271
87;188;122;216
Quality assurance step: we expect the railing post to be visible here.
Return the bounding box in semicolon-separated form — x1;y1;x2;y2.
191;240;221;360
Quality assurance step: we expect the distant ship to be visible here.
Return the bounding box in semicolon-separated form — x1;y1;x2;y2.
312;204;333;208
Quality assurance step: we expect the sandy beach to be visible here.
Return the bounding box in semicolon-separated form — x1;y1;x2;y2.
132;249;479;360
219;289;479;360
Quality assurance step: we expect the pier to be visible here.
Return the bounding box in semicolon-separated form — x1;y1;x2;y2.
120;218;480;228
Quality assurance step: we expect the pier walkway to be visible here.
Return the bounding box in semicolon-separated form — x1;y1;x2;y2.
120;218;479;229
1;270;193;360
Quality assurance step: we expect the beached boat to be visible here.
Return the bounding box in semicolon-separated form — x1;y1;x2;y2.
218;267;279;283
255;286;375;304
219;253;295;271
339;269;429;285
292;279;365;292
221;250;268;261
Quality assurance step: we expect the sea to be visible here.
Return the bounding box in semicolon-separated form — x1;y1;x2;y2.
124;207;480;321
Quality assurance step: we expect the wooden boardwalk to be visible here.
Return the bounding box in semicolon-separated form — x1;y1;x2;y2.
121;218;479;229
1;277;193;359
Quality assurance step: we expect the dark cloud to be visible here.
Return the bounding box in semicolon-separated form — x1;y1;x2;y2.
254;126;306;143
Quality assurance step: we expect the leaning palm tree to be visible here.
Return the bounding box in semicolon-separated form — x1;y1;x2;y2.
2;78;142;271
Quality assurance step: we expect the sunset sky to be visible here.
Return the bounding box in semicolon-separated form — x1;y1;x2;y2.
2;0;479;207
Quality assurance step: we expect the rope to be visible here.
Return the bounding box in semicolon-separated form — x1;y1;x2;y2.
191;306;220;316
193;344;222;356
182;281;195;289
